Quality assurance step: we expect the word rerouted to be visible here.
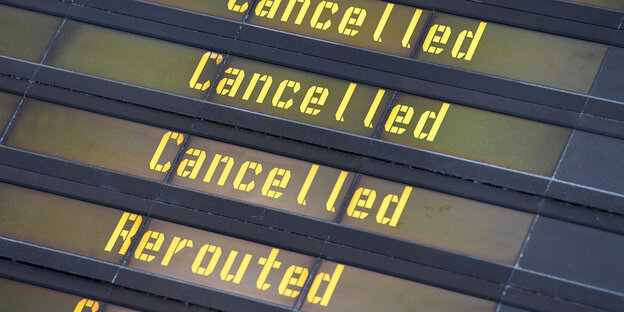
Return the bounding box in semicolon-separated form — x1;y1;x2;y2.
0;182;499;310
105;213;341;306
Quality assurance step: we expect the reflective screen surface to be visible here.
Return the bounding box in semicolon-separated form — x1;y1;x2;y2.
416;13;608;93
340;175;534;264
0;183;130;263
0;4;62;62
0;278;139;312
300;261;496;312
378;94;572;175
5;99;181;181
0;92;19;130
46;21;214;98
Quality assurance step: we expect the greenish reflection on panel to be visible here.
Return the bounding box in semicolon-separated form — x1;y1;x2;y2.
566;0;624;9
5;99;181;181
0;182;128;263
248;0;430;57
301;261;496;312
0;278;138;312
0;278;85;312
340;176;534;264
378;94;571;176
416;13;608;93
107;305;142;312
146;0;249;20
209;56;391;136
0;92;20;130
0;4;61;62
46;21;216;98
170;136;354;221
126;218;315;307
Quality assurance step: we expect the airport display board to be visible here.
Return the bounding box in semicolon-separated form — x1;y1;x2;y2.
0;1;623;312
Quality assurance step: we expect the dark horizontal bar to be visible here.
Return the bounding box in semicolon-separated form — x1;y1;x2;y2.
396;0;622;38
0;0;70;17
114;267;295;312
472;0;624;29
76;0;242;38
0;257;259;312
0;258;113;304
0;238;119;282
502;286;606;312
510;268;624;312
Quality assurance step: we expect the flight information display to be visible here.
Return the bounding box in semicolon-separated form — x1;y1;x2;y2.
138;0;610;92
0;181;496;311
4;96;534;264
117;213;496;311
0;15;571;176
0;1;622;311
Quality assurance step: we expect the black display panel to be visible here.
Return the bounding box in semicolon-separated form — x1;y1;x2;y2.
0;1;622;311
2;96;534;263
9;16;576;177
111;213;496;310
